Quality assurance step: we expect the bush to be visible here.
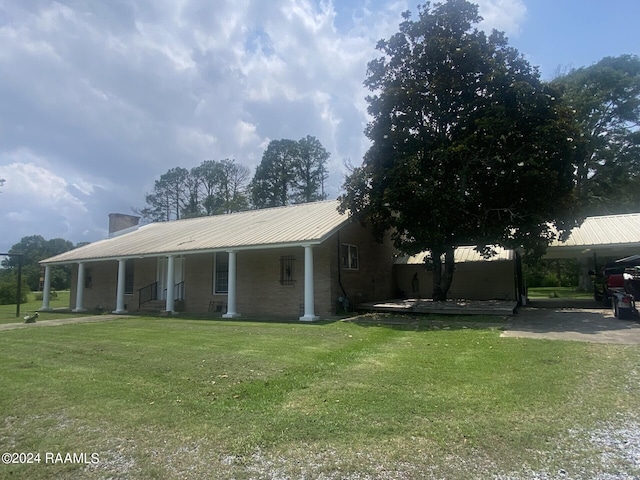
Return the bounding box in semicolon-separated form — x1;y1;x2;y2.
0;279;30;305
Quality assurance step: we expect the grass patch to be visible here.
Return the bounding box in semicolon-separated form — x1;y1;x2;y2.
0;291;91;325
0;316;638;479
527;286;593;299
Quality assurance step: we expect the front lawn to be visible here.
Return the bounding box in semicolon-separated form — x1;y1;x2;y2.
527;286;593;299
0;291;88;325
1;316;638;479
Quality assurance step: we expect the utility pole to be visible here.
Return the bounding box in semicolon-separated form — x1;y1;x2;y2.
0;252;24;318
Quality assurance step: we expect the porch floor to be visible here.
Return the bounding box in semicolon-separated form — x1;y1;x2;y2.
357;298;517;316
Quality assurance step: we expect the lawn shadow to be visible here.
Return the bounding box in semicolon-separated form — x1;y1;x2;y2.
342;312;509;332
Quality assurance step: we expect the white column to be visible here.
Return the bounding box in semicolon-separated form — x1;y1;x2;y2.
40;265;52;311
165;255;175;313
113;259;127;314
223;250;240;318
300;245;319;322
73;262;87;312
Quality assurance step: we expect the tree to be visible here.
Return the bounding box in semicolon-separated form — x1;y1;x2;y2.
139;160;251;221
139;167;190;221
339;0;581;301
251;139;300;208
2;235;75;291
250;137;330;208
217;159;250;213
293;135;330;203
551;55;640;215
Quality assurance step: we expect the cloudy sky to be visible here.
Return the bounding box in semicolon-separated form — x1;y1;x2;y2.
1;0;638;254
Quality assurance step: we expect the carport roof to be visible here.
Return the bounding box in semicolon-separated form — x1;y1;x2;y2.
395;246;514;265
545;212;640;259
41;200;348;265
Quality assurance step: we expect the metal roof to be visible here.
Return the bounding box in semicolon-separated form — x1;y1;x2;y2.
42;200;348;265
395;246;515;265
549;213;640;248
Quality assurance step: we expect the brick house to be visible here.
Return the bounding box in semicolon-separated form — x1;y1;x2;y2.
39;200;397;320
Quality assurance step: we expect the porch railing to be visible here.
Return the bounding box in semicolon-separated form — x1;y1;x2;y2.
138;281;158;307
162;281;186;301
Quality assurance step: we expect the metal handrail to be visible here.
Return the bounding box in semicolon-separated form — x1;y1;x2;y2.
138;281;158;307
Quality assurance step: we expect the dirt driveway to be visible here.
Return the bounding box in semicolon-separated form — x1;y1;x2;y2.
502;298;640;344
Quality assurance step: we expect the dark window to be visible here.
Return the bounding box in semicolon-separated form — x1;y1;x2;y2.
280;255;296;286
85;269;92;289
125;260;134;295
214;252;229;294
341;244;359;270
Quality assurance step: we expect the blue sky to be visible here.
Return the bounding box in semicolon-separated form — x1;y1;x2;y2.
0;0;638;255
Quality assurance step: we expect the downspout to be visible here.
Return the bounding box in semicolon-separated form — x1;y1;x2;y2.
337;231;348;311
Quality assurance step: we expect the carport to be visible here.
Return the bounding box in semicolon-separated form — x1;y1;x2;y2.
542;212;640;291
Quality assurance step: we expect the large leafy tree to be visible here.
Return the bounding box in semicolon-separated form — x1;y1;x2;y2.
551;55;640;215
2;235;75;291
339;0;581;301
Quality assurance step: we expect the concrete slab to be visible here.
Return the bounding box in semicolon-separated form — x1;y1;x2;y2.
502;304;640;344
0;314;129;332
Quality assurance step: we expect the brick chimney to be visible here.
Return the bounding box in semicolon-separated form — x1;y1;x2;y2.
108;213;140;238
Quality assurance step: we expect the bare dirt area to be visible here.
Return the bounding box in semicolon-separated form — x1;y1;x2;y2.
502;298;640;344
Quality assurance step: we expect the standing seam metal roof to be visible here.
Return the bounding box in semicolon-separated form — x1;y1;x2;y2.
549;213;640;248
42;200;348;265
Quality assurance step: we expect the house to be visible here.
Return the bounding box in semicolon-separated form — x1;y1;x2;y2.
39;200;397;320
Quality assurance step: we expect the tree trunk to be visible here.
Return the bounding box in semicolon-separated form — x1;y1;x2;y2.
432;246;455;301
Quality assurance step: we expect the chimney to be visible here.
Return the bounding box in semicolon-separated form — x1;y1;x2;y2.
108;213;140;238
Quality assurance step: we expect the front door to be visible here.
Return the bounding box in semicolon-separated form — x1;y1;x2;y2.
157;257;185;300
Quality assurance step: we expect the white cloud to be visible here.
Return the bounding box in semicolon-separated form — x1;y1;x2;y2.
476;0;527;37
0;0;530;253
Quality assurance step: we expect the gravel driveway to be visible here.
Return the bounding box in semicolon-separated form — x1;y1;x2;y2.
502;298;640;344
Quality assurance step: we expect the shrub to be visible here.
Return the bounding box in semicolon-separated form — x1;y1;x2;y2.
0;279;30;305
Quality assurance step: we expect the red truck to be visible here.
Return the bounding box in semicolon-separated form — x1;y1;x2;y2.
591;255;640;319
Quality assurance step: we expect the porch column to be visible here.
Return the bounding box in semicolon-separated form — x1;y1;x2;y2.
72;262;87;312
40;265;52;311
113;259;127;314
223;250;240;318
165;255;175;313
300;245;319;322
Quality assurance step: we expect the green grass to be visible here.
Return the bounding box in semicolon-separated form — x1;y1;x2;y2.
1;316;639;479
0;291;90;325
527;286;593;299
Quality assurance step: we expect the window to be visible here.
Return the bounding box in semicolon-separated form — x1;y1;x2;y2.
214;252;228;294
341;244;359;270
280;255;296;286
125;260;134;295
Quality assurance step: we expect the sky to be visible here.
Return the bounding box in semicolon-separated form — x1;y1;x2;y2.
1;0;639;255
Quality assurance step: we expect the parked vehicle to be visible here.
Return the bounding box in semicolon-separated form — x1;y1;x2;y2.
590;255;640;319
